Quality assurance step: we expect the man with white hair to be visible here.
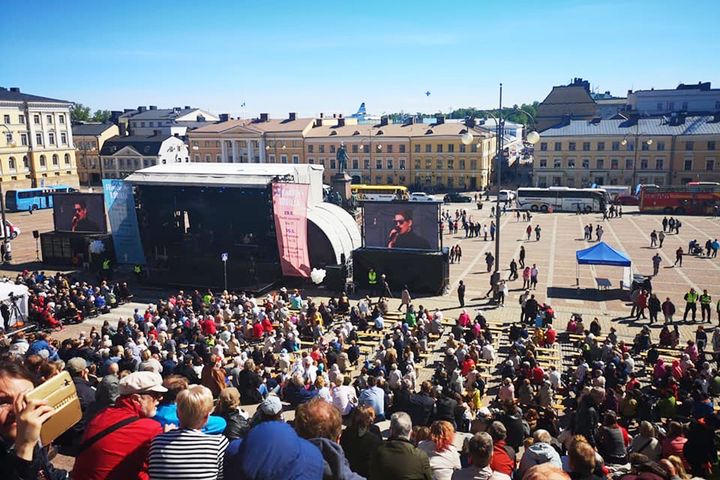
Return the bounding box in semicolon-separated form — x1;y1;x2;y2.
517;429;562;478
368;412;432;479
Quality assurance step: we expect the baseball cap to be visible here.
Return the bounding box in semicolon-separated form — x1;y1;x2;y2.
259;395;283;416
118;371;168;396
66;357;87;375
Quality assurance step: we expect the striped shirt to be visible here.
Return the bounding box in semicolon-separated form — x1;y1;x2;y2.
148;428;229;480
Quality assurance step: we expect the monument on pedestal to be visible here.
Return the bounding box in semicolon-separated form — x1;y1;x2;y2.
332;143;352;205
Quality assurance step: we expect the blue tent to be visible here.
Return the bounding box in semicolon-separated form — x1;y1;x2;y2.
576;242;631;266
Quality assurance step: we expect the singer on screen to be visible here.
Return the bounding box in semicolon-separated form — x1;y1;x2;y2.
387;209;430;249
71;199;99;232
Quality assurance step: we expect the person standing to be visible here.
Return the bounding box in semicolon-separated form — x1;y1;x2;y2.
457;281;466;308
509;258;518;281
650;230;658;247
519;246;526;268
522;266;531;290
368;268;378;296
652;253;662;276
683;288;698;322
635;290;648;320
700;289;712;323
534;225;542;241
675;219;681;234
381;274;393;299
526;225;532;241
530;264;539;290
662;217;668;232
675;247;683;267
658;230;665;248
399;286;411;312
648;294;661;324
662;297;676;324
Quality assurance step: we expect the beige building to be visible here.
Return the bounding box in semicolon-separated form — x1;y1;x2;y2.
536;78;599;132
73;123;119;186
0;87;79;190
188;114;497;190
534;114;720;188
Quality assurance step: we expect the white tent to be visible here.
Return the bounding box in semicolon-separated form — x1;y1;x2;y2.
0;282;29;327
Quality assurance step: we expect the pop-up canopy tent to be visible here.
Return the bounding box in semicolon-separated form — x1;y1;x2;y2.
576;242;632;288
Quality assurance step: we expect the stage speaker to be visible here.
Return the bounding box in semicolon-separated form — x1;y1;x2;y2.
32;230;40;239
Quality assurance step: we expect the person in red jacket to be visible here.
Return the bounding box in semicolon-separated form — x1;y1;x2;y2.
488;420;516;476
72;371;167;480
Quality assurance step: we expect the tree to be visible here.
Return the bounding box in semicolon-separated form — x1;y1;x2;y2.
71;103;91;122
92;110;112;123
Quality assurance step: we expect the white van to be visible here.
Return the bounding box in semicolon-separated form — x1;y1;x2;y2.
409;192;433;202
498;190;516;202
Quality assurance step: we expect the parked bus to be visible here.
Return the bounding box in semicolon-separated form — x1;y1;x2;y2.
516;187;608;213
351;184;409;202
5;185;77;212
639;183;720;215
598;185;631;201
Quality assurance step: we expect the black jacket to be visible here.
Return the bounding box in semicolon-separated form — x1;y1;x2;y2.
221;409;250;440
406;392;435;427
0;441;68;480
340;425;383;478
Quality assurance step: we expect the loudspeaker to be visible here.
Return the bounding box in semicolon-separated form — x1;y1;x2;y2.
32;230;40;239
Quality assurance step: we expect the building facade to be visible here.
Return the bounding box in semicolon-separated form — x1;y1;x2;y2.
535;78;599;132
628;82;720;115
533;115;720;188
0;87;79;190
73;123;119;186
188;114;497;190
99;135;188;179
119;106;219;137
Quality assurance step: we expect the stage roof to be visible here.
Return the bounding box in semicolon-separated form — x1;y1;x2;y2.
308;202;361;263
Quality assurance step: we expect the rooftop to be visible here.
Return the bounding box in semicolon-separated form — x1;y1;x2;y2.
100;134;175;156
539;115;720;137
0;87;70;104
72;123;117;136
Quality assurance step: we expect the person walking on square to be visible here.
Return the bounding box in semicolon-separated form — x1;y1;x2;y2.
668;217;675;232
398;286;411;312
526;224;532;241
675;247;683;267
485;252;495;273
490;221;496;241
648;293;661;324
675;219;681;234
658;230;665;248
700;289;712;323
455;245;462;263
534;225;542;241
509;258;518;281
662;297;676;324
652;253;662;276
530;264;539;290
595;225;604;242
650;230;658;247
683;288;698;322
519;246;526;268
457;280;466;308
635;290;648;320
662;216;668;232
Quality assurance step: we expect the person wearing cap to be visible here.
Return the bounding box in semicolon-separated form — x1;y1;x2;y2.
249;394;284;429
73;371;167;480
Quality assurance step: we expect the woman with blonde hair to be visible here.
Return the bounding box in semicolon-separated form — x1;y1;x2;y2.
667;455;690;480
214;387;249;440
417;420;461;480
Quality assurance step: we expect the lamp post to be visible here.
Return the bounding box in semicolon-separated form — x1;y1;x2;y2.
621;121;652;188
0;124;15;264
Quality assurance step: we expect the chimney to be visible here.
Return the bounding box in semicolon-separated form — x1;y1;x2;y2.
219;113;229;122
184;106;191;110
289;112;297;121
173;107;181;113
260;113;269;122
196;114;205;122
338;118;346;127
138;106;147;112
403;116;416;126
319;113;324;118
380;116;389;126
435;115;445;125
464;117;476;128
561;114;572;125
9;87;20;93
149;105;157;110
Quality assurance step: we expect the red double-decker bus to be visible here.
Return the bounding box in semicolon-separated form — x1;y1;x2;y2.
639;183;720;215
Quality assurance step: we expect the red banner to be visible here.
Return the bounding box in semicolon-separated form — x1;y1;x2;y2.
272;183;311;277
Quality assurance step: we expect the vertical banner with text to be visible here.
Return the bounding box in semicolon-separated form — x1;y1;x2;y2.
102;180;146;265
272;183;311;277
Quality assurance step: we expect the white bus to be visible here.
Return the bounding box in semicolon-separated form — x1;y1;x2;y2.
598;185;631;201
516;187;608;213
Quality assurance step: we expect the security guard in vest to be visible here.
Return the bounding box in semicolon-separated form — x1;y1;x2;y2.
102;258;112;280
700;289;712;323
368;268;377;296
134;264;143;282
683;288;698;323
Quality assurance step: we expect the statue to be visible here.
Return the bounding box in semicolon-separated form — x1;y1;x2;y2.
336;143;349;173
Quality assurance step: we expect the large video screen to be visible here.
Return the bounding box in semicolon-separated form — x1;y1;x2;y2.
363;202;439;251
53;193;107;234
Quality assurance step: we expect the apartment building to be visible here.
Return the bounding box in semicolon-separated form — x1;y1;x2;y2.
533;114;720;188
99;134;188;179
0;87;79;190
73;122;119;186
118;106;219;137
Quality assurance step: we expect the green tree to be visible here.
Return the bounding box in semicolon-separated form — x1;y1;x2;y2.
71;103;91;122
92;109;112;123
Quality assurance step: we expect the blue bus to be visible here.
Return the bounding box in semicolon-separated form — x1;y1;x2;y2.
5;185;77;212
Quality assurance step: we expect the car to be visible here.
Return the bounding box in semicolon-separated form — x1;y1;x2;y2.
615;194;639;206
443;192;473;203
498;190;516;202
0;220;20;240
409;192;434;202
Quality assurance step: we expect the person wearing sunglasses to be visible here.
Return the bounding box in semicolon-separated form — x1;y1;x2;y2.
70;199;100;232
387;210;431;250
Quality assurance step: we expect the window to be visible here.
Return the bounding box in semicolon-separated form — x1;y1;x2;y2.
447;144;454;153
18;114;24;123
399;144;405;153
205;154;211;162
281;155;288;163
554;158;562;168
269;154;275;163
707;160;715;171
46;114;53;124
216;154;221;162
22;156;28;168
386;158;393;169
568;142;576;151
447;159;454;169
376;159;382;169
596;159;605;169
292;155;299;164
149;122;154;127
319;145;325;153
668;101;674;111
540;142;547;151
351;145;358;153
582;142;590;151
539;159;547;168
330;145;336;153
656;158;664;170
436;159;442;170
568;159;576;168
64;153;70;165
640;158;648;169
470;160;477;169
399;158;405;170
682;102;688;111
685;141;694;151
387;175;394;184
656;141;665;151
709;141;716;151
375;176;382;184
61;132;67;144
307;145;314;153
414;144;420;153
33;115;40;124
612;141;620;151
626;141;634;151
330;159;336;169
597;142;605;151
140;122;145;127
435;144;442;153
4;133;10;145
352;159;359;169
2;115;9;124
459;159;465;169
625;159;633;169
387;145;394;153
425;144;431;153
414;159;420;170
362;145;369;153
59;114;65;124
20;133;27;146
35;133;42;145
8;157;15;169
364;159;370;169
39;155;46;167
554;142;561;151
48;133;55;145
459;144;466;153
425;159;432;170
684;160;692;171
657;102;663;111
641;141;650;151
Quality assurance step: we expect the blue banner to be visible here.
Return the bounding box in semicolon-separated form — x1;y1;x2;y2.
102;180;146;265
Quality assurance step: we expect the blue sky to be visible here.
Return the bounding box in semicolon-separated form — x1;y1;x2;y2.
2;0;718;118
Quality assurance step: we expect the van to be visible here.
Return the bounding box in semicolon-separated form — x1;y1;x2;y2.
498;190;516;202
409;192;433;202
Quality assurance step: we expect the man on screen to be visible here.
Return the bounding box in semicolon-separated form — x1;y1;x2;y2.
387;209;431;249
71;199;99;232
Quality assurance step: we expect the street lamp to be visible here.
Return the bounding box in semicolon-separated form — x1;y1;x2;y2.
0;124;16;264
622;129;652;188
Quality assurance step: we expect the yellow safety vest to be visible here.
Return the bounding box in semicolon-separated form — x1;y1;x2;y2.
102;259;111;270
368;271;377;285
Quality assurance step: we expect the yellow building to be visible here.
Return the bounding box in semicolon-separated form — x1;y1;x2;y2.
188;114;496;190
533;115;720;188
73;123;119;186
0;87;79;190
